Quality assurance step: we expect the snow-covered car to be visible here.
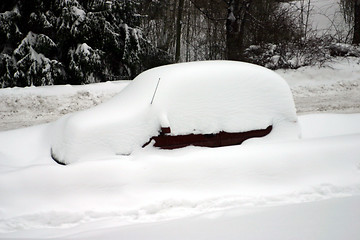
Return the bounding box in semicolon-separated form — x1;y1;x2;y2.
51;61;299;164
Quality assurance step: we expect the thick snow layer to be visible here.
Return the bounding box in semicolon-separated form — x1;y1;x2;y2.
57;196;360;240
277;57;360;114
0;114;360;239
50;61;299;164
0;81;129;131
300;113;360;138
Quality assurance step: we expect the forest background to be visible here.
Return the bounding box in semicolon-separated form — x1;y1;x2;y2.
1;0;360;88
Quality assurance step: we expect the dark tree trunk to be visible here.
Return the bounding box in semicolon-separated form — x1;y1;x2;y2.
226;0;251;61
175;0;185;62
353;0;360;44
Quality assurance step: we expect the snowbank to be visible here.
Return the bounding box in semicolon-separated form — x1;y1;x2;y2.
59;196;360;240
50;61;299;164
300;113;360;138
277;57;360;114
0;81;129;131
0;114;360;238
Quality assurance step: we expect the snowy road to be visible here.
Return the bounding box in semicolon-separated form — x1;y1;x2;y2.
277;57;360;114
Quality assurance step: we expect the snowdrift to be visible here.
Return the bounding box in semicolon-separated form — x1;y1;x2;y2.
1;115;360;237
50;61;299;164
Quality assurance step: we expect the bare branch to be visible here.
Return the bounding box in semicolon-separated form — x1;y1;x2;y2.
188;0;227;22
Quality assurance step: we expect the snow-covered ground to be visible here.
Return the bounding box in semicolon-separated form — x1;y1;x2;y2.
0;81;130;131
277;57;360;114
305;0;350;38
0;58;360;239
285;0;350;40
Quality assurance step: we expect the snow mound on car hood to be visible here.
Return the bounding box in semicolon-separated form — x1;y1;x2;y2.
51;61;299;164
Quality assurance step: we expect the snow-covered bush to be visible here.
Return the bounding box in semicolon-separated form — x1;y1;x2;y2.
12;32;64;86
0;7;22;48
14;32;57;60
68;43;104;84
14;48;64;86
244;37;332;69
329;43;360;57
0;54;17;88
51;61;299;164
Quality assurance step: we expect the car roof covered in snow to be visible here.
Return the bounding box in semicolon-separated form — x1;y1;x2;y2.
51;61;299;164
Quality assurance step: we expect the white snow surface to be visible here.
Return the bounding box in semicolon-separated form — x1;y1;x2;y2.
75;43;91;55
285;0;350;39
70;6;85;20
0;81;129;131
1;58;360;239
45;196;360;240
0;113;360;239
50;61;299;164
309;0;350;38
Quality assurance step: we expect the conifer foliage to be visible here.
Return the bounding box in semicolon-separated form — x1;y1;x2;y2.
0;0;171;87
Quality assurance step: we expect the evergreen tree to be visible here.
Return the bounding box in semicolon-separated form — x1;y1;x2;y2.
0;0;171;87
